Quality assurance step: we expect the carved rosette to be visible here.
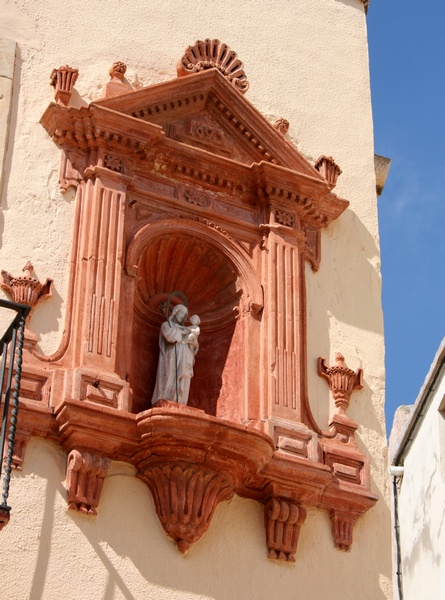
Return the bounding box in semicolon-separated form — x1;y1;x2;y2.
65;449;111;515
144;464;233;553
177;39;249;94
315;155;342;188
318;353;363;415
102;61;133;99
264;497;307;562
50;65;79;106
330;510;358;551
1;262;52;318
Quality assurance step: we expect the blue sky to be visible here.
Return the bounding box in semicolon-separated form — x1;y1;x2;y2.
367;2;445;430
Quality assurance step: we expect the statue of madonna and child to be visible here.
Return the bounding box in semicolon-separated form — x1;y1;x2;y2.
151;295;200;406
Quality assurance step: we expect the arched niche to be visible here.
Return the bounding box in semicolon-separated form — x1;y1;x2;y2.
126;217;263;419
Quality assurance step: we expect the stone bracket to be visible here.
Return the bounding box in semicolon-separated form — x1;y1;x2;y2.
65;449;111;515
264;496;307;562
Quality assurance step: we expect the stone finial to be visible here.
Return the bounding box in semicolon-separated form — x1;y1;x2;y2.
102;61;133;99
50;65;79;106
177;39;249;94
315;155;342;188
109;61;127;81
273;118;290;135
1;262;53;317
318;353;363;415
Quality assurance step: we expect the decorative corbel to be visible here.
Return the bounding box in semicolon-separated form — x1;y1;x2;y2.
65;449;111;515
264;497;307;562
330;509;359;551
142;464;233;554
50;65;79;106
1;262;53;320
318;353;363;417
315;155;342;188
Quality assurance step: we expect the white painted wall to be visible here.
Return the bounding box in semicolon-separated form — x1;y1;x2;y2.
0;0;391;598
391;342;445;600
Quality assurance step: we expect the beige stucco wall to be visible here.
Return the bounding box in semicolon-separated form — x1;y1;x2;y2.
0;0;391;598
390;341;445;600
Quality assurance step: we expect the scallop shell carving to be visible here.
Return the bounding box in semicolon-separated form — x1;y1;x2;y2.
177;39;249;94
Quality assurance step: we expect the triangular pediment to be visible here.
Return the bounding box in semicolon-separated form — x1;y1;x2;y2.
94;69;324;178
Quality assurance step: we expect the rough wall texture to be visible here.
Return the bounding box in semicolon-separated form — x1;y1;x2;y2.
0;0;391;598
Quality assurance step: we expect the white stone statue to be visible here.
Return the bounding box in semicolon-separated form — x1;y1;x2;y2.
151;304;200;405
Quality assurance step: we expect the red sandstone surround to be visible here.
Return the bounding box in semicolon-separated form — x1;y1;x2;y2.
8;48;377;559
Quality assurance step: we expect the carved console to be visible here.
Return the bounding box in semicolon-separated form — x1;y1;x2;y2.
11;42;377;559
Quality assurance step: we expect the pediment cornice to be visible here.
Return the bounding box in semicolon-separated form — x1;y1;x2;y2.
40;93;348;229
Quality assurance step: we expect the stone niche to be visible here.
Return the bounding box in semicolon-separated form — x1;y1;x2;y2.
12;42;377;561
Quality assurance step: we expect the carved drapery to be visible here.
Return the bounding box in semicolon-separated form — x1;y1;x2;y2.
9;57;377;559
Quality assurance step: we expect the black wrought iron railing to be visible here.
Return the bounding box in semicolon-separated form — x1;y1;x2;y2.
0;299;30;529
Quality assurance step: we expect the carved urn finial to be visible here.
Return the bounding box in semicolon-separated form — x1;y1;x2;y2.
315;156;342;188
273;118;290;135
318;353;363;415
1;262;53;318
177;39;249;94
50;65;79;106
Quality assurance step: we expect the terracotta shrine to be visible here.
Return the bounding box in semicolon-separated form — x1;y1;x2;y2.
7;41;377;561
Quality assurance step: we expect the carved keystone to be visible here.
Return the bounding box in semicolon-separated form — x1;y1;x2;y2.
264;497;307;562
318;353;363;416
330;510;358;551
177;39;249;94
144;464;233;554
65;449;110;515
50;65;79;106
1;262;52;319
315;155;342;188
